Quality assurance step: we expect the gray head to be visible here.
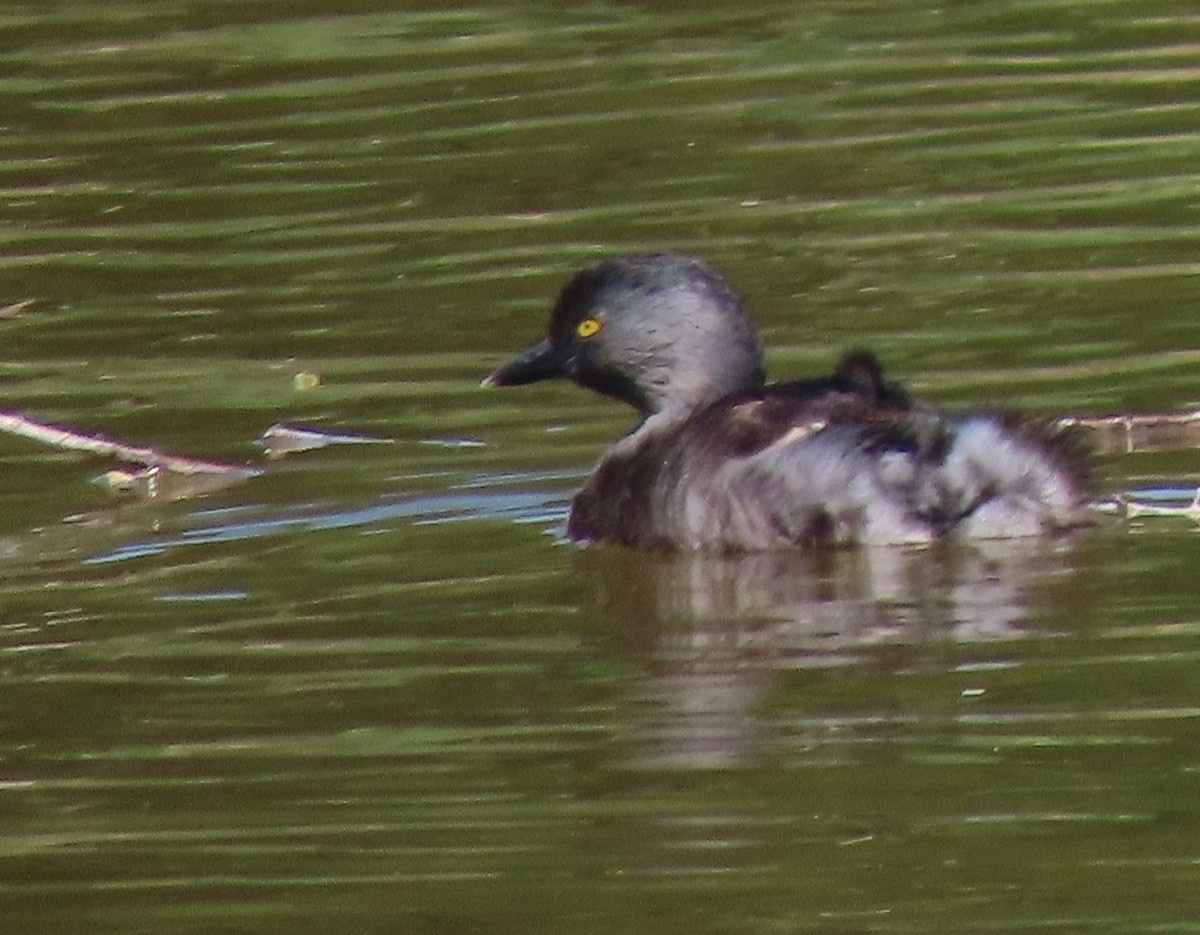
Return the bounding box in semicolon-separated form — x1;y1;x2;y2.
483;253;765;416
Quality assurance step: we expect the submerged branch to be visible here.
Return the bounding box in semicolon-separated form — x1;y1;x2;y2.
1;400;1197;508
258;423;394;458
0;411;254;476
1060;410;1200;455
0;409;259;500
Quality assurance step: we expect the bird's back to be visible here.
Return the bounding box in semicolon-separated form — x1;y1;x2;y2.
568;388;1092;551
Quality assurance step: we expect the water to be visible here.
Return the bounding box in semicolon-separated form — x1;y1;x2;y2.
2;2;1200;931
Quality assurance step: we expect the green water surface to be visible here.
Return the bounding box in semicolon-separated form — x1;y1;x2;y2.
2;2;1200;932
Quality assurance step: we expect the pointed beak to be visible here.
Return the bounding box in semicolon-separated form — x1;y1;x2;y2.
481;338;572;388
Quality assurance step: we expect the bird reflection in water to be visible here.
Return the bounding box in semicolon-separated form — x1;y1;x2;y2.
577;539;1082;769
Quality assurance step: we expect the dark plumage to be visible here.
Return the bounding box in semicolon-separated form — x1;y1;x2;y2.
484;253;1092;551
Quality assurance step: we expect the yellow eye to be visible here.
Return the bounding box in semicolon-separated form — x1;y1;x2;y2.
576;317;602;339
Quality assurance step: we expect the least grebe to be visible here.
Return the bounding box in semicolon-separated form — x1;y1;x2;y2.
484;253;1091;550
